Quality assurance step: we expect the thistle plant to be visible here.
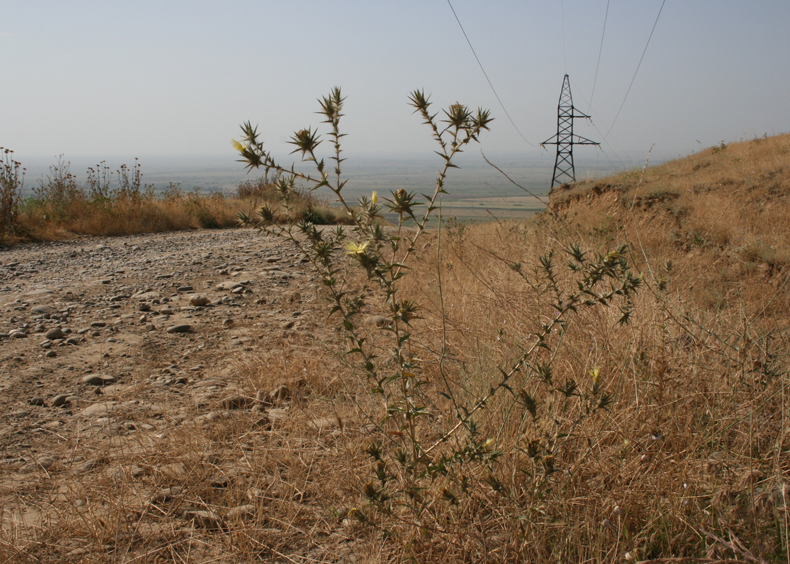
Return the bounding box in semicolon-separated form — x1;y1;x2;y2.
0;147;24;238
234;88;642;537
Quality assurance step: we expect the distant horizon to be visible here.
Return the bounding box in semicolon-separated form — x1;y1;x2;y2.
13;146;668;201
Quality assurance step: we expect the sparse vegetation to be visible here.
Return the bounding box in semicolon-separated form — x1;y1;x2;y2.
1;116;789;561
0;147;24;240
0;155;347;242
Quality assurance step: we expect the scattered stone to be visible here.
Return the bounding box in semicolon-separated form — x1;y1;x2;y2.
160;462;187;478
51;394;69;407
31;305;55;315
29;396;45;406
281;320;295;330
219;395;252;410
35;456;56;470
45;350;57;358
76;458;107;474
216;281;242;291
90;321;106;328
65;337;80;345
81;402;118;416
222;319;234;327
82;374;116;386
226;505;256;520
178;285;194;292
150;486;183;503
166;324;193;334
307;415;341;432
267;408;289;422
371;315;391;328
189;294;210;307
138;303;151;312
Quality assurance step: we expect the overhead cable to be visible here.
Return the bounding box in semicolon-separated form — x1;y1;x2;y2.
588;0;610;111
604;0;667;140
445;0;538;147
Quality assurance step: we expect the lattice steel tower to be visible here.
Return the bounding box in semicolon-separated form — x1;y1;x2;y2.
542;75;599;188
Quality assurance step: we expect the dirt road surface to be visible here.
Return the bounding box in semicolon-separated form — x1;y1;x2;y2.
0;228;366;563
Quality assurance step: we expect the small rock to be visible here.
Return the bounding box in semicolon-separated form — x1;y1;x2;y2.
226;505;256;520
219;395;252;410
31;305;55;315
138;303;151;312
90;321;106;328
45;327;64;340
81;402;118;416
189;294;210;307
76;458;107;473
51;394;69;407
45;350;57;358
216;281;242;291
166;324;193;334
36;456;56;470
371;315;391;328
65;337;80;345
160;462;187;478
307;415;341;432
82;374;116;386
29;396;46;406
222;319;234;327
150;486;183;503
178;285;194;292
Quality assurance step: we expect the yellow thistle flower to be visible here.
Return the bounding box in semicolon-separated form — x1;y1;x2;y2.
371;191;378;205
590;367;601;386
232;139;245;153
345;241;369;255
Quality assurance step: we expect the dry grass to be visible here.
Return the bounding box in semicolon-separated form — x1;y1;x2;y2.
2;135;789;562
4;169;348;243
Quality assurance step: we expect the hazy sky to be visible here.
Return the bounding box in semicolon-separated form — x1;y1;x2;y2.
2;0;789;169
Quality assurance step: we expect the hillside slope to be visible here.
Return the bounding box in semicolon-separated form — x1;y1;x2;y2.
394;133;790;561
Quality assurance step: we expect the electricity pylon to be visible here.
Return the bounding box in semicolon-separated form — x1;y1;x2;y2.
541;74;599;188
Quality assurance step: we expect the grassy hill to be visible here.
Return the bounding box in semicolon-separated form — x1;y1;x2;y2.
386;133;790;561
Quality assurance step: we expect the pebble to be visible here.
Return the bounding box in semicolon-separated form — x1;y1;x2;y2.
189;294;210;307
226;505;256;520
219;395;252;410
82;374;116;386
166;324;193;334
46;327;64;340
51;394;69;407
31;305;55;315
29;396;45;406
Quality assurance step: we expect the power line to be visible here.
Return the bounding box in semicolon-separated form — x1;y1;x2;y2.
560;0;567;73
568;77;629;170
588;0;610;111
604;0;667;140
445;0;538;147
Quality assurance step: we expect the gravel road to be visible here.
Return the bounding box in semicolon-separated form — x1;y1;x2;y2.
0;227;325;470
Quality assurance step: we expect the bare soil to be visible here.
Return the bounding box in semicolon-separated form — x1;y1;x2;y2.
0;228;366;563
